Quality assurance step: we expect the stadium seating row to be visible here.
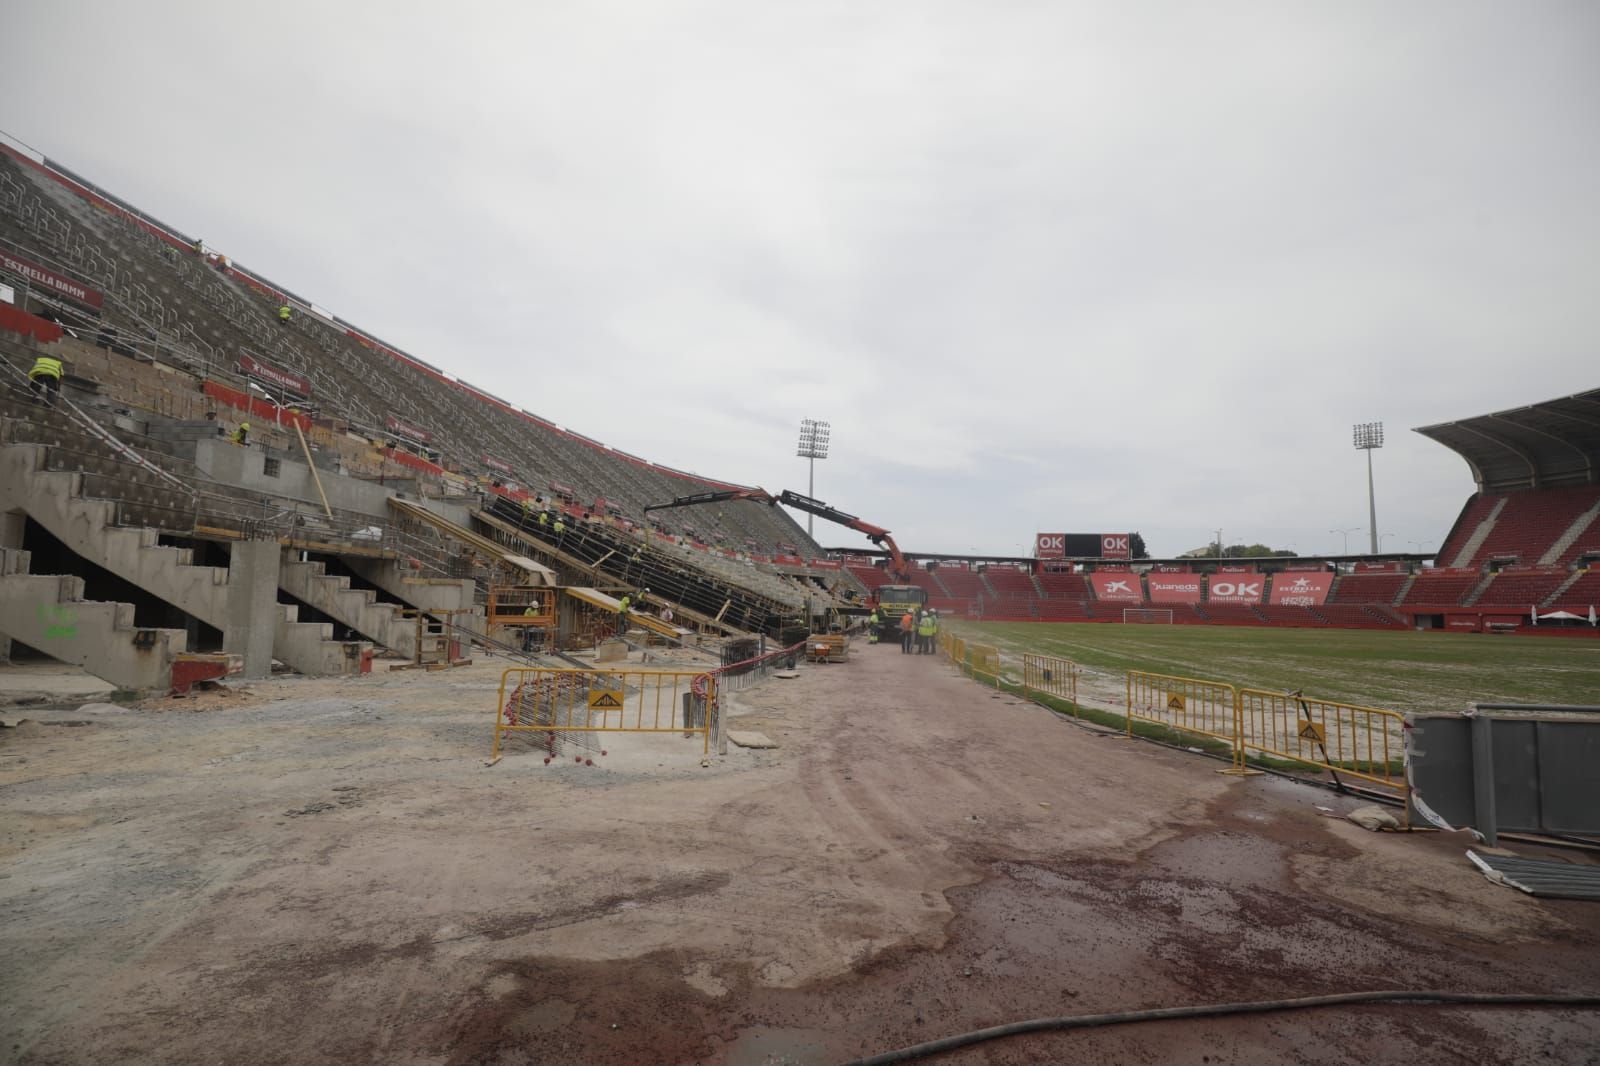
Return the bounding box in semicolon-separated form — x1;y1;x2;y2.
0;149;819;558
843;559;1597;633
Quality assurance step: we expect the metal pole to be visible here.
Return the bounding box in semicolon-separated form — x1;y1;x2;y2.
807;455;814;539
1367;448;1378;554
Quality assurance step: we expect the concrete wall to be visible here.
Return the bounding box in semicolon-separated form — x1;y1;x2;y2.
193;439;422;518
0;512;22;663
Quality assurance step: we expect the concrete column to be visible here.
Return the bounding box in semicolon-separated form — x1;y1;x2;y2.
225;540;281;678
0;509;24;664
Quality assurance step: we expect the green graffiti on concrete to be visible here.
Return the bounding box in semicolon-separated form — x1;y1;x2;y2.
38;603;77;639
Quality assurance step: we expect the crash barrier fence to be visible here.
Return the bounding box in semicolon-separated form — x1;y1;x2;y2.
495;667;717;759
939;635;1406;794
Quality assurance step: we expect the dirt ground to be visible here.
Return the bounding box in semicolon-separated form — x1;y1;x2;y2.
2;645;1597;1065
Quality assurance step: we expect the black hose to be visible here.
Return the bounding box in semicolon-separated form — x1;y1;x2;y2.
845;990;1600;1065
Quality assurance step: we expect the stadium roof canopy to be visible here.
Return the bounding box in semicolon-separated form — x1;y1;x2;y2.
1414;387;1600;493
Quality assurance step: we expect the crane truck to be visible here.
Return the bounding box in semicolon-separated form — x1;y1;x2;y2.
642;488;926;640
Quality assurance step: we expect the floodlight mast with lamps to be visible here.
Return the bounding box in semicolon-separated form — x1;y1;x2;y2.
1353;422;1384;554
796;418;830;539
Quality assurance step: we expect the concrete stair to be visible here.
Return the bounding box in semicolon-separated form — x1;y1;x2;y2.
0;442;366;676
1461;570;1499;608
1542;570;1586;609
1;448;232;622
344;555;481;627
1449;497;1507;568
0;546;186;691
1540;497;1600;565
274;603;371;676
279;558;416;658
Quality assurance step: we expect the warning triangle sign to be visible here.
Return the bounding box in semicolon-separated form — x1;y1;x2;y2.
588;689;624;710
1166;693;1186;710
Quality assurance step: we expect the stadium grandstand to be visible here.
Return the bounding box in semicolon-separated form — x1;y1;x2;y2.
0;137;872;691
836;388;1599;637
0;132;1595;695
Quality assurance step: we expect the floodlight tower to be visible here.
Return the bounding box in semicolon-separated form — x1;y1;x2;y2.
796;418;830;539
1353;422;1384;554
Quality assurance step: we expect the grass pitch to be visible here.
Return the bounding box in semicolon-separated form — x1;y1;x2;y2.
951;621;1600;715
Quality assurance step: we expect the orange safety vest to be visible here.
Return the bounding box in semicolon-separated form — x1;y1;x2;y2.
900;612;914;633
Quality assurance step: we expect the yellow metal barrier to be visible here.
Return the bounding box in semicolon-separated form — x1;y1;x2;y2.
493;667;715;759
946;634;966;666
966;642;1002;681
1021;653;1078;709
1126;670;1243;768
1237;688;1406;793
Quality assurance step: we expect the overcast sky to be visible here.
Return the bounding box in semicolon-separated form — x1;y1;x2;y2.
5;2;1597;557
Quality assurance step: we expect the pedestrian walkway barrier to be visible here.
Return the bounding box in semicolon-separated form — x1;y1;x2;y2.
1021;653;1078;708
493;667;716;759
1237;688;1406;793
1126;670;1244;768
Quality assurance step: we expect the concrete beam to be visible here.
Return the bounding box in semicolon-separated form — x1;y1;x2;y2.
225;540;280;678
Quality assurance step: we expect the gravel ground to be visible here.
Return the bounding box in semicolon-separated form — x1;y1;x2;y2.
1;648;1596;1065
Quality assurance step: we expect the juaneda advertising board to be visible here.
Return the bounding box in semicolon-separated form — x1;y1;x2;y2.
1089;571;1144;602
1147;573;1202;604
1269;572;1333;606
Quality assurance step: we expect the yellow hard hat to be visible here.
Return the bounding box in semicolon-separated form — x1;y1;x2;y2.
240;422;251;429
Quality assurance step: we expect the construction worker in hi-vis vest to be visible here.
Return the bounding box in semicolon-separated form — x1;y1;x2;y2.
28;355;64;406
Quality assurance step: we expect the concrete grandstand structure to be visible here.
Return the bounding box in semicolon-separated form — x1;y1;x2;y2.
0;129;1594;697
0;138;867;691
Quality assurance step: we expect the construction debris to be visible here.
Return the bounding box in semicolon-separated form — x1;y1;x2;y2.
1346;805;1403;832
1468;850;1600;900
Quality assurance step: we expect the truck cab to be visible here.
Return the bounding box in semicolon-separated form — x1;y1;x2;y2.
873;584;927;638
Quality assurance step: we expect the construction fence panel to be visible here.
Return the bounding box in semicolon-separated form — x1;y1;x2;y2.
965;642;1002;682
1021;653;1078;707
1126;670;1240;763
494;667;716;759
1237;688;1406;794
